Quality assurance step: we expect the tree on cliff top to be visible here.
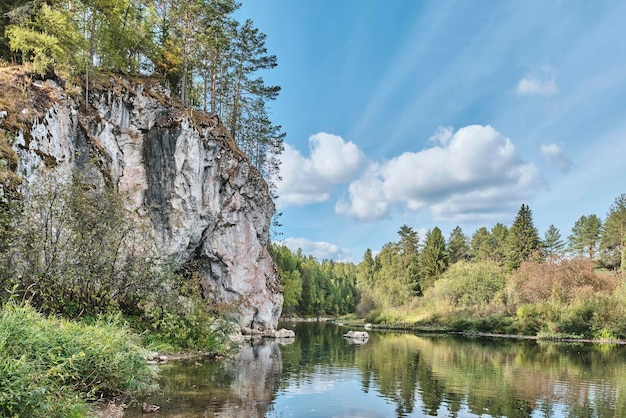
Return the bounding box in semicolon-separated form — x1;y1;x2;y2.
2;0;286;225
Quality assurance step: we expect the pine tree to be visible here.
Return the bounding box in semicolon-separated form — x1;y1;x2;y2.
567;214;602;259
0;0;25;62
447;226;469;264
600;194;626;272
5;1;78;77
505;204;540;270
543;224;565;258
227;18;279;144
420;227;448;288
490;223;508;265
470;227;491;261
356;249;375;291
397;225;421;296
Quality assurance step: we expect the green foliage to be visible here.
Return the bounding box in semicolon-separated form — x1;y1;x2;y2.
490;223;508;264
2;0;283;210
0;302;156;418
568;214;602;259
1;172;161;317
600;193;626;272
0;171;231;354
542;224;565;258
447;226;469;264
505;204;540;270
470;226;492;261
429;261;506;308
420;226;448;288
5;3;78;77
270;243;357;317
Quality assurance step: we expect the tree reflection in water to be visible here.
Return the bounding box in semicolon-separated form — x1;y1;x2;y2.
129;322;626;417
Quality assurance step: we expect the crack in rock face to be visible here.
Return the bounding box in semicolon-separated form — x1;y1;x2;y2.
11;77;283;331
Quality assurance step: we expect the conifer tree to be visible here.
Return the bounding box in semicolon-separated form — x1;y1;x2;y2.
5;1;78;77
505;204;540;270
356;248;376;291
447;226;469;264
470;227;491;261
490;223;508;265
567;214;602;259
227;18;279;143
543;224;565;258
397;225;421;295
420;227;448;288
600;194;626;272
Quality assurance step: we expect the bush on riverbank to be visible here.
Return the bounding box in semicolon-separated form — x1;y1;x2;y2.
0;171;233;354
0;302;157;418
363;258;626;340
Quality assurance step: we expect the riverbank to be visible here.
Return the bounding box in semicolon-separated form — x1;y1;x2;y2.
334;314;626;345
0;302;238;418
0;303;156;417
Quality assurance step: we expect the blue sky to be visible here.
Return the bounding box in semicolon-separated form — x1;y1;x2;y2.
236;0;626;262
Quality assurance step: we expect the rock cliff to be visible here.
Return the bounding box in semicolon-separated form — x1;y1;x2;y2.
0;70;283;331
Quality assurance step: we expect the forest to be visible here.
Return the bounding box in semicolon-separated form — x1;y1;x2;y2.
0;2;286;414
0;0;284;194
273;196;626;339
3;0;626;340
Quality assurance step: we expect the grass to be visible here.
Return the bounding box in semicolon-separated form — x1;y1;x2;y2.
0;301;157;418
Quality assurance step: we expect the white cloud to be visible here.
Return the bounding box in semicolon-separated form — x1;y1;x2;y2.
515;75;559;97
336;125;542;222
541;143;573;172
276;133;366;207
428;126;454;146
280;237;353;262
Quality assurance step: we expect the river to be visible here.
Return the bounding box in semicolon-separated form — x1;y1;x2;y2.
126;321;626;417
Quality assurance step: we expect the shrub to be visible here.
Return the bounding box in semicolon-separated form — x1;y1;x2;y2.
0;171;163;317
507;257;619;306
427;261;507;308
134;262;235;352
516;304;544;335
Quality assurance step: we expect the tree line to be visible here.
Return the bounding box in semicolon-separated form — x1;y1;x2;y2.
270;243;358;317
271;194;626;318
0;0;284;193
354;195;626;312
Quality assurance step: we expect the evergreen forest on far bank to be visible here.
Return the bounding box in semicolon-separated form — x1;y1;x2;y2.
273;196;626;341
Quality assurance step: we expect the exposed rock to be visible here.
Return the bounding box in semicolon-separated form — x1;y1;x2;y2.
272;328;296;339
343;330;369;344
241;326;295;339
5;74;283;331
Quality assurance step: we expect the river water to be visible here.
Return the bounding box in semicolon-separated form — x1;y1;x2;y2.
126;321;626;417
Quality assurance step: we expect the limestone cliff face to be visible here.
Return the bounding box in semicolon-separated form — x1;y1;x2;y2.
4;75;283;331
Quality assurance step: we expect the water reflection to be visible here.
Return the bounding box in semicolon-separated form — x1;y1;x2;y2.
128;322;626;417
125;339;289;417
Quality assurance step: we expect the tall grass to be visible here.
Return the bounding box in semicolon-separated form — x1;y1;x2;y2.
0;302;157;418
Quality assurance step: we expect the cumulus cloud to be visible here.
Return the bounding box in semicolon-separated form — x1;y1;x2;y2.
336;125;541;222
276;132;366;207
280;237;353;262
515;75;559;96
541;143;573;172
